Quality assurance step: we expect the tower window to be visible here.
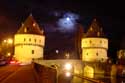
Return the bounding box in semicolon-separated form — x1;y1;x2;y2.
24;38;26;42
96;53;98;56
100;40;102;43
33;23;36;27
101;58;104;61
34;39;36;42
89;40;92;44
32;50;34;54
24;27;27;32
86;53;88;55
29;38;31;42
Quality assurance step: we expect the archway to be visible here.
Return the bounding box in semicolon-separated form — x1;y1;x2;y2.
83;65;94;78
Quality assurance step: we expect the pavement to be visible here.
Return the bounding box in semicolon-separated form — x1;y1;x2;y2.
1;64;39;83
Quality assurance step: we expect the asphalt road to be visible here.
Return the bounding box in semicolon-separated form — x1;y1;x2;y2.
0;64;38;83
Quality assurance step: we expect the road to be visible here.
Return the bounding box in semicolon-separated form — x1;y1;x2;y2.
0;64;38;83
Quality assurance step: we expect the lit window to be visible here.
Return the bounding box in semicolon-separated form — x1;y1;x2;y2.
97;32;100;36
33;23;36;27
24;27;27;32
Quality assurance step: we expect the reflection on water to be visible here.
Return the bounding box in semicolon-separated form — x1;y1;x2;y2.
82;77;125;83
72;75;125;83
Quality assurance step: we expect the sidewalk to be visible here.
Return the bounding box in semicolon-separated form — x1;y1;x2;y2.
2;65;39;83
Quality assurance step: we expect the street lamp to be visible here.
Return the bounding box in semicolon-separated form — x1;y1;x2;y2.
65;72;72;77
64;63;72;71
7;38;13;44
1;38;14;57
64;63;73;77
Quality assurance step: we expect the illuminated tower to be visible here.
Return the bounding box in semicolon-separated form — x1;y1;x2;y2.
14;14;45;64
81;19;108;62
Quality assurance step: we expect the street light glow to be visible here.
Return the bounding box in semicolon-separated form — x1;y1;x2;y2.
8;38;13;44
65;72;71;77
64;63;72;71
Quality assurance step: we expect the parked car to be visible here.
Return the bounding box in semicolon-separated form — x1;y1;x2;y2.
0;59;7;66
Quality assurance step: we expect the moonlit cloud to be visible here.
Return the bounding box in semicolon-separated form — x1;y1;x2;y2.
57;12;79;33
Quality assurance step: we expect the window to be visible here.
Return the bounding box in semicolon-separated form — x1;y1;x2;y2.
89;40;92;44
24;38;26;41
32;50;34;54
96;53;98;56
86;53;88;55
29;38;31;42
33;23;36;27
100;40;102;43
34;39;36;42
101;58;104;61
24;27;27;32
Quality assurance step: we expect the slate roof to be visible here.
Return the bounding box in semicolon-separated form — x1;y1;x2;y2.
85;19;105;38
17;14;44;35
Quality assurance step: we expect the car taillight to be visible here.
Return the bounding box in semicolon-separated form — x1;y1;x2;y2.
10;61;16;64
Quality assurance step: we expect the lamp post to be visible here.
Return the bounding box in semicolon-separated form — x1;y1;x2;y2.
51;63;74;83
1;38;13;58
51;64;59;83
63;63;74;83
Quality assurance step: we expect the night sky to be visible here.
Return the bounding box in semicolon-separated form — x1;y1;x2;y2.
0;0;125;59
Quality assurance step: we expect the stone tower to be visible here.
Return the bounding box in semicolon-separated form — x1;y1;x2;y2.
81;19;108;62
14;14;45;64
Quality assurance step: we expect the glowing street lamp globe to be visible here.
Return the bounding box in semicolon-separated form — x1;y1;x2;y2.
64;63;72;71
65;72;71;77
8;38;13;44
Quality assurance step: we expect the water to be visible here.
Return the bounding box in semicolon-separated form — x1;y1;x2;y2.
72;76;125;83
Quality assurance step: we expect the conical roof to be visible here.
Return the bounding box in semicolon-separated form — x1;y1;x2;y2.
85;19;105;38
17;14;44;35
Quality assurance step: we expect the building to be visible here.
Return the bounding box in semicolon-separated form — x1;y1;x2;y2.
14;15;111;82
81;19;108;62
14;14;45;64
81;19;109;78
